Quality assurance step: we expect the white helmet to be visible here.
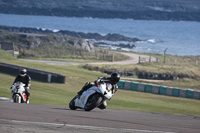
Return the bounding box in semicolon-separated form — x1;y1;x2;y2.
19;68;27;77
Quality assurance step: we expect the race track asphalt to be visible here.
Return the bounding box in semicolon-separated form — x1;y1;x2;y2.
20;52;157;66
0;99;200;133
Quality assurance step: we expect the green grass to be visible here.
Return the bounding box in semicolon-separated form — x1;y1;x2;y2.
81;52;200;91
1;72;200;116
0;50;17;61
21;48;129;62
108;90;200;115
1;49;200;116
25;57;104;63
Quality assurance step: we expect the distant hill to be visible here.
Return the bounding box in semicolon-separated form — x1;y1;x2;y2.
0;29;95;58
0;29;129;61
0;0;200;21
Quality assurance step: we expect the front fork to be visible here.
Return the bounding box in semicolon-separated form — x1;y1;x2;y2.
12;93;27;103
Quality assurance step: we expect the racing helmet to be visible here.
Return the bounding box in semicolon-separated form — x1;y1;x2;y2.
110;72;120;84
19;68;27;77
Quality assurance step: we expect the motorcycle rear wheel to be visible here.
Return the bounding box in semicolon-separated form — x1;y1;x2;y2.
84;93;103;111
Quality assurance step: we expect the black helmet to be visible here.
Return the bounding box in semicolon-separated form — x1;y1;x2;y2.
110;72;120;84
19;68;27;77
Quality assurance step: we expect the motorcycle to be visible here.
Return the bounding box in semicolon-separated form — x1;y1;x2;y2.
69;82;113;111
11;82;29;104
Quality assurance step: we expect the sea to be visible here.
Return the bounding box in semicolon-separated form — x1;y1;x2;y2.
0;13;200;56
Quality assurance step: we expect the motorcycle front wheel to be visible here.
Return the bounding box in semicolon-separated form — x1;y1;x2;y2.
69;95;78;110
84;93;103;111
13;94;21;103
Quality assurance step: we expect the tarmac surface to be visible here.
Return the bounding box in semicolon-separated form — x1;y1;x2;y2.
0;98;200;133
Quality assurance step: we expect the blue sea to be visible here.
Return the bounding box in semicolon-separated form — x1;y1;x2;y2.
0;13;200;56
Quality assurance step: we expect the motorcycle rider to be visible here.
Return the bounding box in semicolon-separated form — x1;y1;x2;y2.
77;72;120;109
11;68;31;102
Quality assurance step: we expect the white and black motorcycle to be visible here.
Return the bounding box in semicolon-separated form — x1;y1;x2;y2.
11;82;29;104
69;82;113;111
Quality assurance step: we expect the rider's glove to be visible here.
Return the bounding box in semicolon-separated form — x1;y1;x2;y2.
94;79;101;85
116;85;118;89
25;87;30;91
10;85;13;89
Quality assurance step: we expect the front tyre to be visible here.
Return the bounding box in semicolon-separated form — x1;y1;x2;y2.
84;93;103;111
69;96;78;110
14;94;21;103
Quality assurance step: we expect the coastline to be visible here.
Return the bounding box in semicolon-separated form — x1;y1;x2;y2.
0;15;200;56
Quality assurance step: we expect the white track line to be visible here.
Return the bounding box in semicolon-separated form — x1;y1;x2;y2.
0;119;174;133
0;97;11;100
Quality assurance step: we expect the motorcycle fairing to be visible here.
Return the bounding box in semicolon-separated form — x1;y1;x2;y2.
75;82;113;109
75;86;99;108
98;83;112;100
12;93;27;102
12;82;27;102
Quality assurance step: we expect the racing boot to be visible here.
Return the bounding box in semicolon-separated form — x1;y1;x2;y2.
25;88;30;104
26;97;30;104
98;100;107;110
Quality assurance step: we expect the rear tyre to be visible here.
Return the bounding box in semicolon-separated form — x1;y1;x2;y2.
84;93;103;111
69;96;78;110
